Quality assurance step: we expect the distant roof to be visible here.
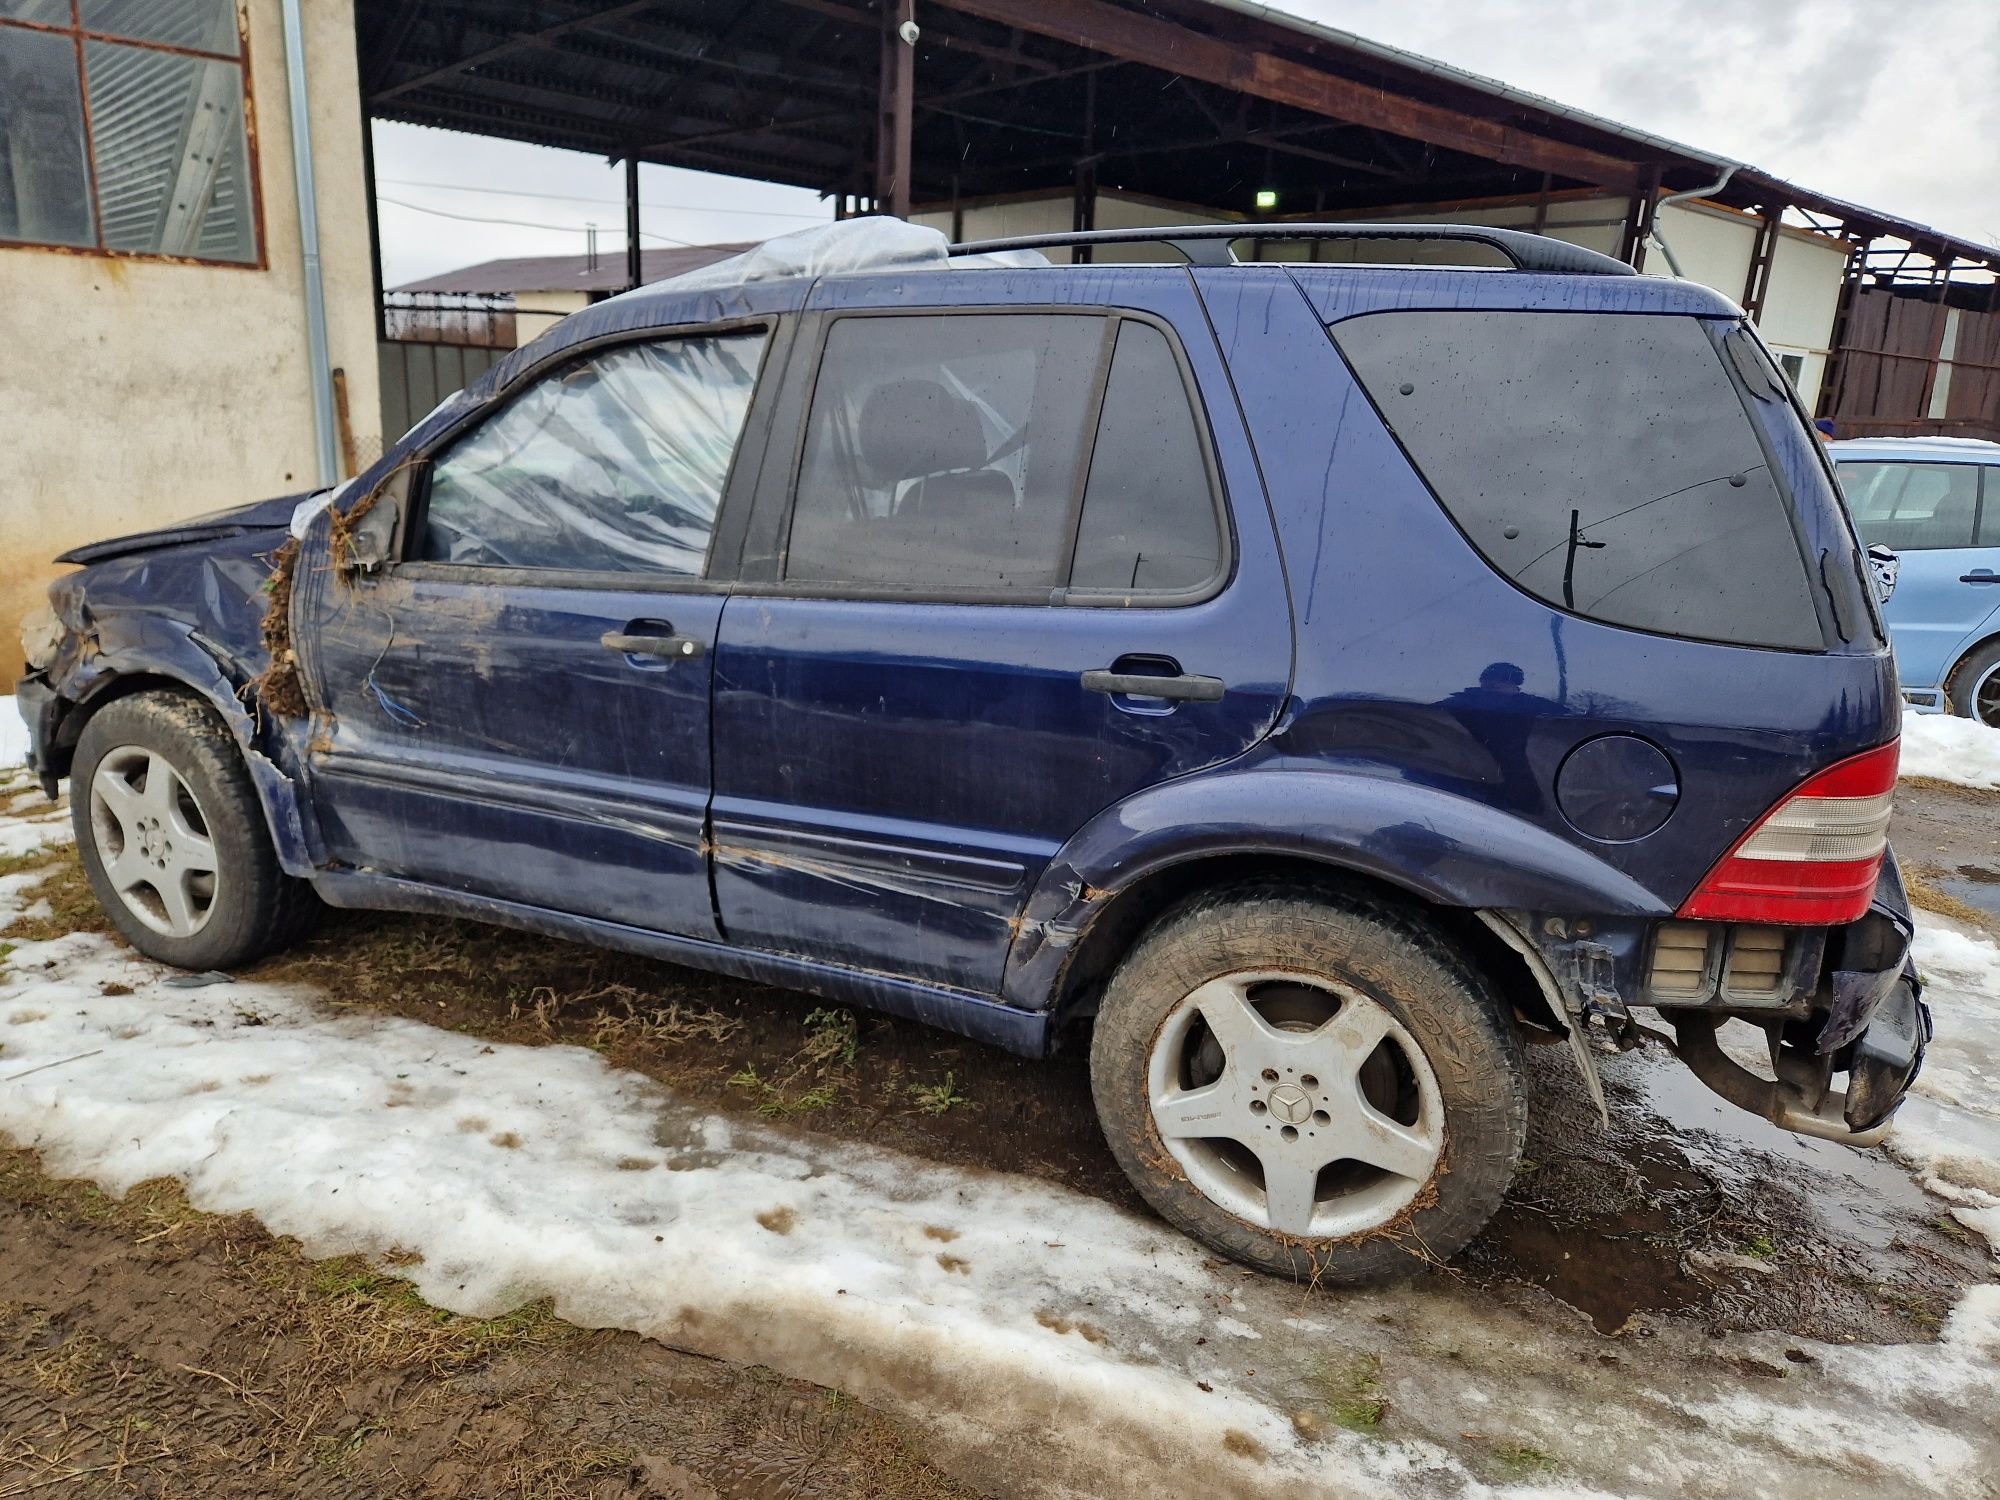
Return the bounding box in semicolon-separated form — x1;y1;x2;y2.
1831;436;2000;458
393;242;756;295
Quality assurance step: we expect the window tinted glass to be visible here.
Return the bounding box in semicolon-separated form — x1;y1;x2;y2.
1837;462;1982;552
86;42;254;260
1333;311;1822;651
421;331;767;574
1070;322;1222;591
785;314;1103;590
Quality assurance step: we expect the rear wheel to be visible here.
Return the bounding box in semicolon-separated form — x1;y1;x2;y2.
72;691;317;970
1089;884;1526;1282
1948;638;2000;727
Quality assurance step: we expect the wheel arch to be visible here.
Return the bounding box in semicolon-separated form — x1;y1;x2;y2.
1944;629;2000;719
46;652;320;876
1001;767;1663;1038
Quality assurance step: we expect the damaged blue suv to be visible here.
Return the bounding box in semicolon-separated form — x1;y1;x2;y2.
16;222;1928;1282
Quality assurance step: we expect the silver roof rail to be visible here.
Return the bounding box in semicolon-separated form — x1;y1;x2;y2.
947;222;1637;276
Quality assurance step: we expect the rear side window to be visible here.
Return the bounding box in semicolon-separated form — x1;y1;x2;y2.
1333;311;1824;651
784;313;1222;595
1071;322;1223;591
1837;462;1985;551
420;330;767;574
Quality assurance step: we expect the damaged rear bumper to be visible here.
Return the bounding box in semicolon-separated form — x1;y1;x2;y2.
1491;851;1931;1148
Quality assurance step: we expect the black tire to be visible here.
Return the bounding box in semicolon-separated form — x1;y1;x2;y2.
1947;638;2000;728
1089;882;1526;1283
71;690;318;969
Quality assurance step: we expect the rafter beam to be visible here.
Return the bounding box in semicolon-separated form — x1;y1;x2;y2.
932;0;1641;192
372;0;662;104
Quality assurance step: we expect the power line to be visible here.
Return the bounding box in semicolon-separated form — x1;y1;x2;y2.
378;178;829;220
376;196;698;244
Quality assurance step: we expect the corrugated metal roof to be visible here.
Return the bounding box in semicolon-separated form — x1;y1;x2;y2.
392;242;755;294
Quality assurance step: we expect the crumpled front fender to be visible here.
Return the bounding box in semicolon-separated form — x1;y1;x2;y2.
32;607;321;875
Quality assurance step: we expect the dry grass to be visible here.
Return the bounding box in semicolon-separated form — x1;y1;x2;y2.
1904;864;1989;927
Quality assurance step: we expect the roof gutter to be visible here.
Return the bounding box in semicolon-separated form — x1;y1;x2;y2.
280;0;340;488
1647;164;1739;279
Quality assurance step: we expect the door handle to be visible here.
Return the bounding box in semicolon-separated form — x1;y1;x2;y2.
1081;669;1225;702
1961;572;2000;584
602;630;707;660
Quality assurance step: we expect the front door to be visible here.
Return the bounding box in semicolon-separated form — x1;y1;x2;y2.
296;325;774;937
707;270;1292;993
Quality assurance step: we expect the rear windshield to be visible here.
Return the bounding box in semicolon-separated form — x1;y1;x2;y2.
1331;310;1824;651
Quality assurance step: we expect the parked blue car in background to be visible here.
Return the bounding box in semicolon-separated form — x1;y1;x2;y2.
1832;436;2000;726
15;221;1928;1283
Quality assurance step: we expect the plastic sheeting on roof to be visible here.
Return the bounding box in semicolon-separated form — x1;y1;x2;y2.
657;218;1044;291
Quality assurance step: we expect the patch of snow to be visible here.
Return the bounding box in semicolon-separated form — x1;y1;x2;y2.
1887;924;2000;1253
1901;707;2000;792
0;797;1997;1497
0;696;27;768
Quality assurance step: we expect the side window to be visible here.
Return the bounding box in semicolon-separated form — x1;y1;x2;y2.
1837;462;1981;552
1070;322;1222;591
420;330;768;575
784;314;1104;590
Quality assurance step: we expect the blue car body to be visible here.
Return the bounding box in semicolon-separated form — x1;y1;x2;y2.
1830;435;2000;717
17;230;1927;1149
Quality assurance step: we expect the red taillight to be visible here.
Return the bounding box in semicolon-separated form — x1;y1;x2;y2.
1678;740;1899;925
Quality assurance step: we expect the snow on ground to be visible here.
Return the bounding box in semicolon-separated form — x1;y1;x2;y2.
0;757;70;865
0;800;1997;1497
1901;706;2000;791
1890;925;2000;1250
0;696;26;768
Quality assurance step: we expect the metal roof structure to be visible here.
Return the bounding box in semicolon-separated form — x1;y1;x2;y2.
355;0;1999;280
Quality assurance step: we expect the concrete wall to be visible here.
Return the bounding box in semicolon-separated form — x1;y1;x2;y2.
514;289;591;345
0;0;380;682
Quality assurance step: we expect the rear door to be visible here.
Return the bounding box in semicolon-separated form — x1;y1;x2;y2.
707;269;1291;992
1840;459;2000;689
298;323;778;937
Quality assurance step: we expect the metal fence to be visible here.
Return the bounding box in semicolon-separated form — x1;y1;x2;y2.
377;292;517;445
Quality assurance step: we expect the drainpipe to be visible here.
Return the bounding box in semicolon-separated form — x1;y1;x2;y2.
1648;164;1739;279
281;0;339;487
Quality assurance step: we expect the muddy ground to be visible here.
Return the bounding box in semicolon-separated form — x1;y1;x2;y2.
1;776;1995;1496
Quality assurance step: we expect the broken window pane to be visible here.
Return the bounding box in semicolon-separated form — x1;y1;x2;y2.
0;24;95;248
421;331;770;575
80;0;239;57
86;39;255;261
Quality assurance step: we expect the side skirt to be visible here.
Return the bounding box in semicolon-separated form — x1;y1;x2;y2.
310;869;1052;1057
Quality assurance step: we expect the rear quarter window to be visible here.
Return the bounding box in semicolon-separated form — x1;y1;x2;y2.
1331;310;1824;651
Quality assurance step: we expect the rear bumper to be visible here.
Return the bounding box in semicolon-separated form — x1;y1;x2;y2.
1665;853;1929;1145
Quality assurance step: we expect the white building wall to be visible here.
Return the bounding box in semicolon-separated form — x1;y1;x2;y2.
916;188;1847;407
0;0;381;682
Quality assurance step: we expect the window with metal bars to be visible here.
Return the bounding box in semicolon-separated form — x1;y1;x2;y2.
0;0;258;264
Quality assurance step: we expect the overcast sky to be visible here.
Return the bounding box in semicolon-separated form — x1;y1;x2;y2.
372;0;2000;287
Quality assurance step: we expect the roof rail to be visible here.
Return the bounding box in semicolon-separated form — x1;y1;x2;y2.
948;222;1636;276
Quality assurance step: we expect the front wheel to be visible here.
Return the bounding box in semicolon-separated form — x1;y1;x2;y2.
71;691;317;970
1089;884;1526;1282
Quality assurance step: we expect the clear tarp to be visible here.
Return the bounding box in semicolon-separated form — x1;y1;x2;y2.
658;218;1044;292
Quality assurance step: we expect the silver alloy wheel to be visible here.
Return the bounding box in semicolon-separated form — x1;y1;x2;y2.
1147;970;1445;1238
1976;659;2000;728
88;745;220;938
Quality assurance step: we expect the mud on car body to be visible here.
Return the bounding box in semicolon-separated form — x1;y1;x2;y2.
17;221;1930;1283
